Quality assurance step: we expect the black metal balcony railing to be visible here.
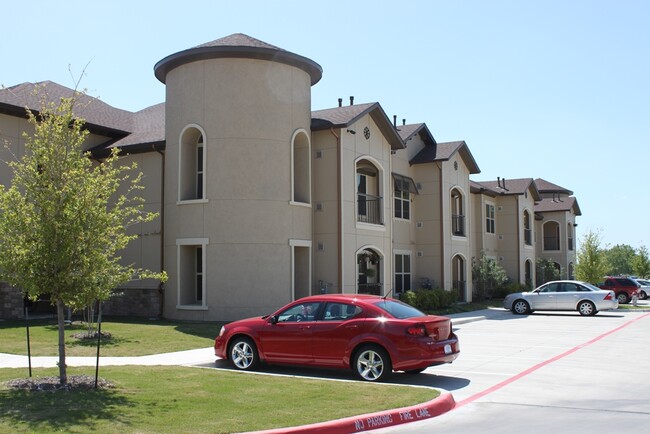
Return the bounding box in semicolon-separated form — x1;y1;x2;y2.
357;195;383;225
544;236;560;251
524;228;532;246
358;283;383;295
452;214;465;236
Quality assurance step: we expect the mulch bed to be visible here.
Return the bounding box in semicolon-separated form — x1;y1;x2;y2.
6;375;114;391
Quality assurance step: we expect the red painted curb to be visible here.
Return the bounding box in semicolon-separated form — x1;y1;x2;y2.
251;392;456;434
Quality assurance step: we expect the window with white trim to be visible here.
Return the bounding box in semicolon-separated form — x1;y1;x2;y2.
394;253;411;293
176;238;208;308
485;203;495;234
179;126;206;202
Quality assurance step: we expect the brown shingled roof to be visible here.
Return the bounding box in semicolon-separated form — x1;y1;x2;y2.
0;81;133;134
154;33;322;85
535;196;582;215
311;102;405;150
471;177;542;200
410;140;481;174
534;178;573;195
397;123;436;146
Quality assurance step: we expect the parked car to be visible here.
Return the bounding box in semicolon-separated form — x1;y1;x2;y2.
598;277;640;304
632;278;650;300
503;280;618;316
214;294;460;381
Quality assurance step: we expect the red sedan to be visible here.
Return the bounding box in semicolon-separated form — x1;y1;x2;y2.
214;294;460;381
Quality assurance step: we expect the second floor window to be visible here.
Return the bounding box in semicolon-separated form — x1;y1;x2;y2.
393;174;418;220
524;210;532;246
451;188;465;237
485;203;495;234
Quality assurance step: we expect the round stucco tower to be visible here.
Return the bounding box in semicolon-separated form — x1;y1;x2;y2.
155;33;322;321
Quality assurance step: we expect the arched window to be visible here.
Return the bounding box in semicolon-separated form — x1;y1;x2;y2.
451;188;465;237
525;259;533;287
523;210;532;246
567;223;574;251
291;130;310;204
452;255;466;301
543;221;560;251
179;125;206;202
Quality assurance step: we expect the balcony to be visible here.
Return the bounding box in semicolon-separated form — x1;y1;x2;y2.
544;236;560;251
452;214;465;236
524;228;532;246
357;194;383;225
358;283;383;295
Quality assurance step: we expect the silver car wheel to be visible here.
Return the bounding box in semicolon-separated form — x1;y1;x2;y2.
512;300;530;315
355;347;391;382
578;300;596;316
230;338;257;370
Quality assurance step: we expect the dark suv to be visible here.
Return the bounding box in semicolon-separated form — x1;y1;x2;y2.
599;277;640;304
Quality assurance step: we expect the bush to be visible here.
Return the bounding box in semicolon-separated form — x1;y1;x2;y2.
492;282;529;299
400;288;457;311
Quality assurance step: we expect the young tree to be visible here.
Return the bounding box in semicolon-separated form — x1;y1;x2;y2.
535;257;562;286
604;244;635;276
575;229;608;284
632;245;650;278
472;252;508;300
0;90;165;385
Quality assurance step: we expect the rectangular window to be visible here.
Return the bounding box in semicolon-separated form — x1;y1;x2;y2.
392;174;418;220
485;204;495;234
394;253;411;293
195;247;203;302
176;238;209;309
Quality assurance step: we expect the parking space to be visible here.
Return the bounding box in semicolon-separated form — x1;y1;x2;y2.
373;309;650;433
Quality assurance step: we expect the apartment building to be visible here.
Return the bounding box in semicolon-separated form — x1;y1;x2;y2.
0;34;579;320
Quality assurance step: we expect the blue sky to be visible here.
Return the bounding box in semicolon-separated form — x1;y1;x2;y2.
3;0;648;250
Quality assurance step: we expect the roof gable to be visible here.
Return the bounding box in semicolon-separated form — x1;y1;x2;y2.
471;177;542;200
311;102;405;150
410;140;480;174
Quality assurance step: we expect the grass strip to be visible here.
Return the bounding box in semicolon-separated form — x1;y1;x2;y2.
0;317;220;356
0;365;439;433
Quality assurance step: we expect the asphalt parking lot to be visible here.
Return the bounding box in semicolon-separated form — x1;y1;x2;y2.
372;307;650;433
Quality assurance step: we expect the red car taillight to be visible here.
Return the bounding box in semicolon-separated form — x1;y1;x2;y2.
604;292;613;301
406;324;428;337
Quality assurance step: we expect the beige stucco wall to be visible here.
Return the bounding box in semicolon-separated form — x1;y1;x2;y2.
163;57;313;321
340;117;393;295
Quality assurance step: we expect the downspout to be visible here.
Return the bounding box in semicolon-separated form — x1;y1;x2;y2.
329;128;343;293
516;195;522;284
155;145;165;318
436;161;445;289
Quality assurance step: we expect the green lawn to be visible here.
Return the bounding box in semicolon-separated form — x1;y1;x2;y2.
0;317;221;356
0;366;439;433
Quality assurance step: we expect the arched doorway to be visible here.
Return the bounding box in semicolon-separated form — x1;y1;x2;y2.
452;255;466;302
357;248;382;295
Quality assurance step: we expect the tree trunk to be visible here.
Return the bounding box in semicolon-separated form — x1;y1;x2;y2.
56;298;67;385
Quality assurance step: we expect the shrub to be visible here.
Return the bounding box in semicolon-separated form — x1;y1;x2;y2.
400;288;457;311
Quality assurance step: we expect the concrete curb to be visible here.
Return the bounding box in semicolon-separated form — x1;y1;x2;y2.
249;392;456;434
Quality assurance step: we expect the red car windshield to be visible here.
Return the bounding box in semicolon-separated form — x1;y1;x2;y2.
372;299;426;319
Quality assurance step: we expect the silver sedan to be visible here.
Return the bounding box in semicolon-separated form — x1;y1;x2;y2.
503;280;618;316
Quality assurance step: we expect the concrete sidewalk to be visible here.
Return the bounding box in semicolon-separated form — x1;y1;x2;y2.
0;346;215;369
